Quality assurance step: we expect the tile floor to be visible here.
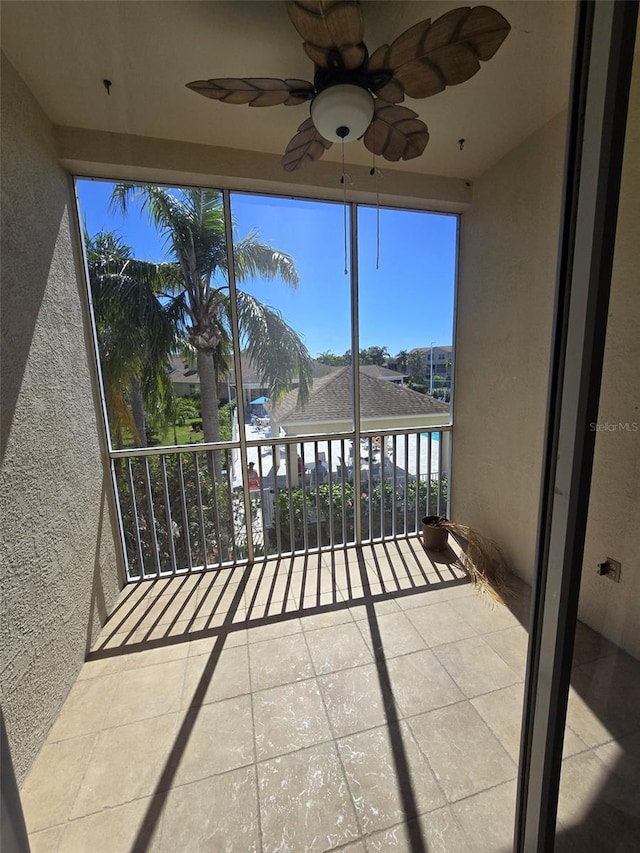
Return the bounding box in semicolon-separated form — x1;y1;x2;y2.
21;539;640;852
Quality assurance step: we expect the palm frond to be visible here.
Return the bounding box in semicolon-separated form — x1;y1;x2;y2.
443;521;512;604
235;291;312;404
233;230;299;287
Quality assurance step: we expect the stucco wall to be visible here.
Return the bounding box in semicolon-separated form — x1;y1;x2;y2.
578;52;640;660
0;54;122;784
452;111;567;582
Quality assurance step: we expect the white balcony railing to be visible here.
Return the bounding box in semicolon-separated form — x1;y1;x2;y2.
110;426;451;583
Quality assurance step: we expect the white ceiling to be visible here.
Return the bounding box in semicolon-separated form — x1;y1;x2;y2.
1;0;576;180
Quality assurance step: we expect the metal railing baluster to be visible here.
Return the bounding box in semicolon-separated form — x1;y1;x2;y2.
391;434;398;538
194;452;208;570
160;455;177;576
404;433;410;537
415;432;422;535
177;454;192;572
142;457;161;578
126;458;145;580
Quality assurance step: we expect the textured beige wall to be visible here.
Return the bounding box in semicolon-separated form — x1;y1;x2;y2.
452;111;568;582
578;53;640;660
0;54;122;784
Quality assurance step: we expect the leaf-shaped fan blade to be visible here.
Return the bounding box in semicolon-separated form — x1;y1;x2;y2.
287;0;367;70
367;46;405;103
282;117;333;172
387;6;510;99
186;78;315;107
363;102;429;162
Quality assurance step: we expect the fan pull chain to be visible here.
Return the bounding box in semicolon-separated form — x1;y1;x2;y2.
370;157;382;270
341;138;348;275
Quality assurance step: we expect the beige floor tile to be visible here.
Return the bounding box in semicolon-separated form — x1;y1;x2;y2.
350;598;401;620
71;713;178;817
557;750;640;850
472;683;586;766
304;621;374;675
323;560;364;594
338;721;446;834
395;582;475;610
187;625;247;656
182;643;250;706
406;601;477;647
363;551;418;591
569;653;640;743
159;766;260;852
248;633;314;691
253;677;332;760
173;694;254;785
48;674;119;741
358;610;427;659
321;546;361;568
449;595;521;635
28;825;63;853
105;658;186;727
408;701;516;802
433;636;521;698
318;662;394;737
452;779;517;853
244;563;299;609
471;684;526;762
483;625;530;679
366;807;472;852
257;742;360;852
386;650;464;717
245;616;303;643
300;606;355;631
21;734;97;833
120;589;201;633
135;614;237;643
195;566;246;600
565;687;618;749
595;730;640;789
195;580;244;619
339;586;367;603
59;796;161;853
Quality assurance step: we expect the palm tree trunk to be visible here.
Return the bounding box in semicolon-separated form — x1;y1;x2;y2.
197;349;223;479
129;377;147;447
197;349;222;444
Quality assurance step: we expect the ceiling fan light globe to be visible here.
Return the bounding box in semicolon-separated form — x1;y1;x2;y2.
311;84;374;143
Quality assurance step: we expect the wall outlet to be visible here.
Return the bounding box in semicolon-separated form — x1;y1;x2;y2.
597;558;621;582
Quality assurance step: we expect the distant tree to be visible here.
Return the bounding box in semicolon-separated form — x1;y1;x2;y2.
359;345;389;366
317;350;349;366
395;350;409;373
407;351;426;383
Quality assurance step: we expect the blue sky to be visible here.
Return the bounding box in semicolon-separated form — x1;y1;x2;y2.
76;179;457;358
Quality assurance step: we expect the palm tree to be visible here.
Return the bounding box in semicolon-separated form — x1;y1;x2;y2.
110;186;312;450
395;350;409;374
87;231;182;447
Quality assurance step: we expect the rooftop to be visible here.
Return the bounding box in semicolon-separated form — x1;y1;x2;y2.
272;366;450;425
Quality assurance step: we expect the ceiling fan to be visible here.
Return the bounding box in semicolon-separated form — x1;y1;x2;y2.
186;1;510;172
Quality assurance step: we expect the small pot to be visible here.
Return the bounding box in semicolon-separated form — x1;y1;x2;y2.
422;516;449;551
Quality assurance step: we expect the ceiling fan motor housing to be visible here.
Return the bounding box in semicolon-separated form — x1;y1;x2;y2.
311;83;375;143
